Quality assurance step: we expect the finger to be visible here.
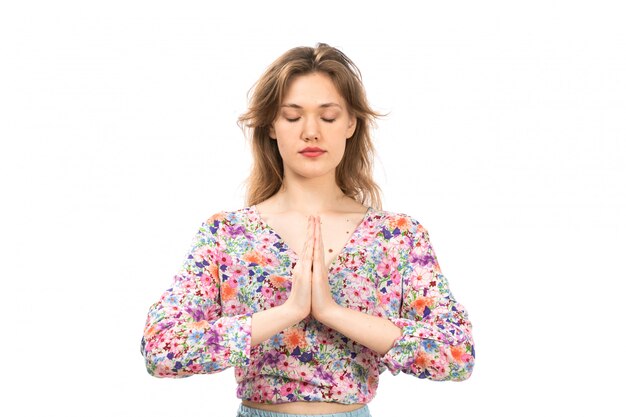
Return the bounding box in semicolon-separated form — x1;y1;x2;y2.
302;215;314;273
317;216;324;255
300;215;311;254
313;216;323;276
313;216;320;264
296;216;312;275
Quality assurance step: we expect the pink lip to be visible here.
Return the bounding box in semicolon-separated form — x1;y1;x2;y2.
300;147;325;152
300;151;325;158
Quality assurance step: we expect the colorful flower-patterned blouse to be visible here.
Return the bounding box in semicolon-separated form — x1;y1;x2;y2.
140;205;475;404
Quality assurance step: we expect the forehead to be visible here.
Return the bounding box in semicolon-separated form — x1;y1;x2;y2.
281;72;346;108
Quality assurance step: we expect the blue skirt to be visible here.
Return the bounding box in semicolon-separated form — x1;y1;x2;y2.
236;403;372;417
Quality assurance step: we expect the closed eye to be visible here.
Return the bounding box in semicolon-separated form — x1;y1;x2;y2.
285;117;336;123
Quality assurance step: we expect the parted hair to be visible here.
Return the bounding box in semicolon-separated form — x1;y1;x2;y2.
238;43;384;209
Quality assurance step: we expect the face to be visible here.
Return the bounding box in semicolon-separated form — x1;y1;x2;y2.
269;72;357;181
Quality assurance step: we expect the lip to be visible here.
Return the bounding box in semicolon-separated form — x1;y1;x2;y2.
300;150;325;158
299;147;325;153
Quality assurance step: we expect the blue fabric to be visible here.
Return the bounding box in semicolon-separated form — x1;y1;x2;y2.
236;403;372;417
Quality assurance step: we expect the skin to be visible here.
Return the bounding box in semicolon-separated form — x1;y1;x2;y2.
269;71;357;186
245;72;402;414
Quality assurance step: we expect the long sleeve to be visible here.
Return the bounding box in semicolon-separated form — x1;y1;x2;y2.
140;215;253;378
380;219;475;381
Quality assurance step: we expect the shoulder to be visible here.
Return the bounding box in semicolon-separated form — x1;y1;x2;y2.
187;208;250;251
199;206;251;227
371;209;438;266
197;206;258;239
371;207;429;239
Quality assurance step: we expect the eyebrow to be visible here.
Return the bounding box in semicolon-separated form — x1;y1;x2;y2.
280;103;342;109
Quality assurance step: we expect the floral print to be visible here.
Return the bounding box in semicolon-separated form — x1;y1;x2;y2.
140;206;475;404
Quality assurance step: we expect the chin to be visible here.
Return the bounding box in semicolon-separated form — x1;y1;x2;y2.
292;167;336;179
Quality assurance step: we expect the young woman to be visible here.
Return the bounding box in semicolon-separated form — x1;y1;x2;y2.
140;43;475;417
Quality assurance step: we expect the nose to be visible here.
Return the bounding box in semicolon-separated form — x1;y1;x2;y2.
302;117;319;141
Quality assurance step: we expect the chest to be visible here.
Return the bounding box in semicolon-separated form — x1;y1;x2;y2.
262;212;365;270
217;211;403;317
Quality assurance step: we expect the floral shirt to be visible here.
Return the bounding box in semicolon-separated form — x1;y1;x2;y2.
140;205;475;404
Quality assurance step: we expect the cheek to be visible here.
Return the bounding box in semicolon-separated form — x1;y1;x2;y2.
274;139;290;155
273;121;297;137
328;140;348;161
328;120;353;135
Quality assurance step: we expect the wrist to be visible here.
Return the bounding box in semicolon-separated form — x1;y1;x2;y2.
316;303;344;327
281;301;309;323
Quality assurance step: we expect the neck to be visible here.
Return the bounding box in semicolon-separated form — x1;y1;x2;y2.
271;182;349;214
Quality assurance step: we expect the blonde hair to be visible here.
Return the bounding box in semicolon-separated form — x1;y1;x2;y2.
238;43;384;209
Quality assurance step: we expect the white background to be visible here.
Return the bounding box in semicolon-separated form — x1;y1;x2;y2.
1;1;625;416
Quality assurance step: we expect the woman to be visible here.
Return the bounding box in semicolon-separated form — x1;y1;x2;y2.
140;43;475;417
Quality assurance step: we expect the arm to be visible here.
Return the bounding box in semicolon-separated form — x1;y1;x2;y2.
140;215;252;378
251;303;306;346
318;306;402;355
381;220;475;380
321;220;475;381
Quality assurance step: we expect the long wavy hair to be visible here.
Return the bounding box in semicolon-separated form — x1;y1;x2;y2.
238;43;384;209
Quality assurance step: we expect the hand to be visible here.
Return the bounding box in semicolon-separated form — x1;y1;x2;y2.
283;215;313;321
311;215;341;323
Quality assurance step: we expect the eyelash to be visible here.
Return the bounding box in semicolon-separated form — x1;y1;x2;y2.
285;117;336;123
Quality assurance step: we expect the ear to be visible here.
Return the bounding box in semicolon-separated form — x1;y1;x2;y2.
346;114;357;139
269;124;277;140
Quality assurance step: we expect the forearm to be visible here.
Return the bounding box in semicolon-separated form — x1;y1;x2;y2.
319;306;402;355
251;303;305;347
